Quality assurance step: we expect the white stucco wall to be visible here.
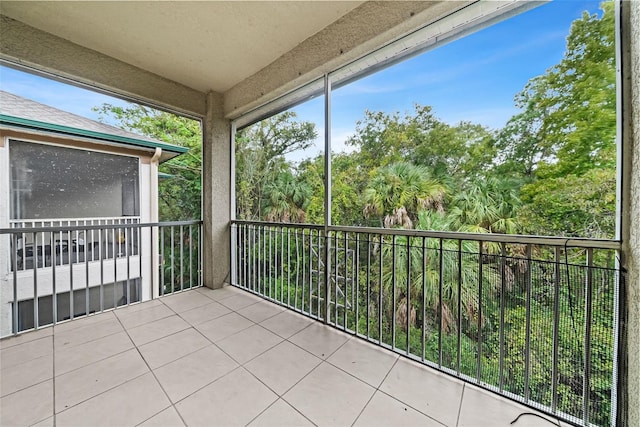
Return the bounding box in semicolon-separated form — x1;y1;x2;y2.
625;2;639;425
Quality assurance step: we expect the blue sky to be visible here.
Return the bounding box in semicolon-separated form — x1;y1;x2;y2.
0;0;604;158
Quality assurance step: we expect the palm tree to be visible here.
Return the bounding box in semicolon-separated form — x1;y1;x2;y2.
448;177;521;235
262;170;311;223
379;212;495;334
363;162;447;228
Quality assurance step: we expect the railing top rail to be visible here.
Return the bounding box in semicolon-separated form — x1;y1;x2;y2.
0;220;202;234
9;216;142;223
231;220;621;250
231;220;324;231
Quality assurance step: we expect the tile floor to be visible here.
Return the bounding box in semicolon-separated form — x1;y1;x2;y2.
1;286;567;427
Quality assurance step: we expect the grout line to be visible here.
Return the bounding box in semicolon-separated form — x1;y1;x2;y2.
113;308;190;427
350;385;377;427
456;383;466;427
246;395;318;427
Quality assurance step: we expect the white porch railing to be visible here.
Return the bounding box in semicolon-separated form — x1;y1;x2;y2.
9;217;141;270
1;220;202;337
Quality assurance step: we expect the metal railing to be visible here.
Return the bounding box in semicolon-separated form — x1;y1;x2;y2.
9;217;141;270
231;220;623;427
0;220;202;338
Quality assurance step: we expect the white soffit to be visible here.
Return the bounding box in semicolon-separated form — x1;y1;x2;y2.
0;1;364;93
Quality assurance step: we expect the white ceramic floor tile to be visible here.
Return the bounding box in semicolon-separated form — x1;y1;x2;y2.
327;338;398;387
195;312;254;342
354;391;444;426
245;341;321;395
458;384;561;427
178;301;231;325
55;373;170;427
0;327;52;350
379;358;463;426
126;315;190;347
0;380;53;427
53;311;115;334
31;415;54;426
138;406;186;426
115;303;175;330
289;322;349;359
249;399;314;427
160;290;212;313
0;336;53;370
216;324;283;364
218;292;262;311
55;315;123;349
153;345;238;403
138;328;209;369
283;362;375;426
114;299;163;315
260;309;313;339
196;285;243;301
55;348;148;413
55;330;133;375
176;368;277;426
1;354;52;397
237;300;284;323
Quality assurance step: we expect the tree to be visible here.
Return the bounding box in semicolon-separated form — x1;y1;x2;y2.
93;103;202;220
501;0;617;238
263;169;312;223
363;162;447;229
235;111;317;221
447;177;521;235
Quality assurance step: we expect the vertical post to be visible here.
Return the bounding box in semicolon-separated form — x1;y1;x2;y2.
170;226;175;293
618;2;639;426
438;238;444;367
33;232;38;329
405;236;411;355
366;233;371;339
12;234;18;334
202;91;231;289
355;233;360;336
477;241;483;383
552;246;561;411
230;122;237;288
391;235;397;349
323;73;332;324
499;242;507;392
457;239;462;375
180;224;184;292
69;229;74;319
524;244;532;402
584;248;594;424
52;231;57;325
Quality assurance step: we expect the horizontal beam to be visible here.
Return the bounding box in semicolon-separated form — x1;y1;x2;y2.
224;1;473;119
0;15;208;118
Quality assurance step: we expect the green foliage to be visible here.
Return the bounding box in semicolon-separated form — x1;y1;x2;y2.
520;168;616;238
232;3;617;425
93;103;202;220
235;112;317;222
363;162;447;228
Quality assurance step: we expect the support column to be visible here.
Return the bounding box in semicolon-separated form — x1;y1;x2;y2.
202;91;231;289
620;1;639;426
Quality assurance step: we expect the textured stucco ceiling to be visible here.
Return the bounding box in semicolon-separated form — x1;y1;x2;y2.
0;1;364;93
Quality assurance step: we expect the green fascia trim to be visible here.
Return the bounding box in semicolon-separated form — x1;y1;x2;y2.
158;172;174;179
0;114;188;154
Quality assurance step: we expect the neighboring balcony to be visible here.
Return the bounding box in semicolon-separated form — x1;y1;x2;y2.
0;220;201;337
0;286;569;427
